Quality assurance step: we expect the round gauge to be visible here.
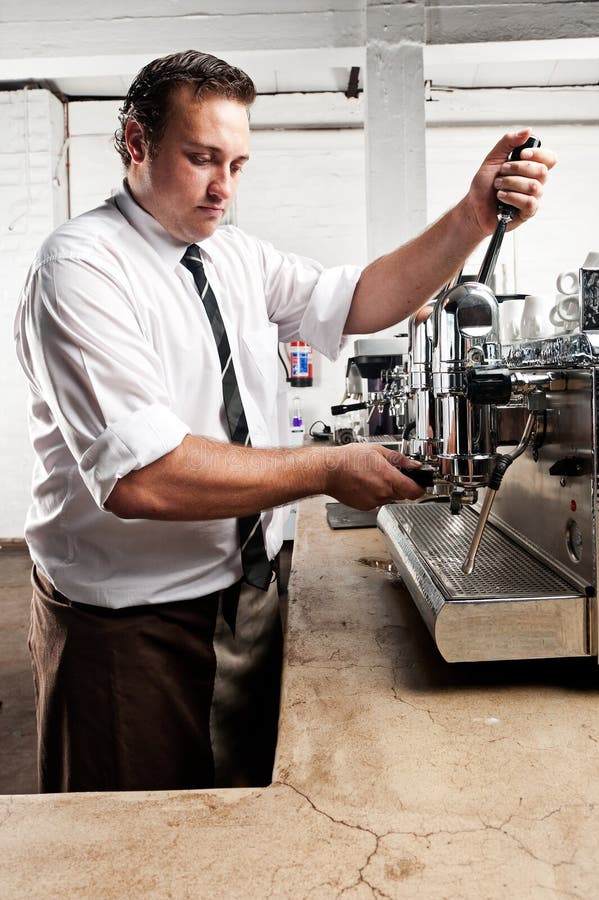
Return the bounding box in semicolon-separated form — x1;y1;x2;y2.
565;519;583;563
467;347;485;366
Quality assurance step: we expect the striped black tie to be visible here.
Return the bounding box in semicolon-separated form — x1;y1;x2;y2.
182;244;273;592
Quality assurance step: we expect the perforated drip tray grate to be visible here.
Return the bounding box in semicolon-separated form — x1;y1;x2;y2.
386;503;580;601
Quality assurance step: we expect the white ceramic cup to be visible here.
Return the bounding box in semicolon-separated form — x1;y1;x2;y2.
499;316;521;344
521;294;558;340
556;270;579;295
550;292;579;332
498;306;521;344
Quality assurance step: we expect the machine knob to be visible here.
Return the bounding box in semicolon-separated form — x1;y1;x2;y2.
549;457;588;477
464;367;513;404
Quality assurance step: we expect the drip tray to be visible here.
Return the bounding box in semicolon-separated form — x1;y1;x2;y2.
385;503;580;601
377;503;589;660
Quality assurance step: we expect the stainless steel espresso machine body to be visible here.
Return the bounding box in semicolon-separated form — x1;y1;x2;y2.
378;137;599;663
378;335;597;663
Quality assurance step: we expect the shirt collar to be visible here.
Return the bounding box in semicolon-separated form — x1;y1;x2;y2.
112;180;215;269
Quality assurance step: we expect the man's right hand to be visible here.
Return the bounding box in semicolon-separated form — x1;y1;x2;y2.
323;443;425;509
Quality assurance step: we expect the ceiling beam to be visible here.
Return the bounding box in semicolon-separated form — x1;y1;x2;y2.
425;1;599;44
2;1;598;76
0;6;364;62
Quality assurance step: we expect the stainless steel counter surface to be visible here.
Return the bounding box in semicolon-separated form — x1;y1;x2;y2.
3;495;599;898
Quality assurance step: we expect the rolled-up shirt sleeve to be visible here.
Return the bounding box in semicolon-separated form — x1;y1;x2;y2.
254;237;362;360
17;255;191;508
298;263;363;359
79;403;189;506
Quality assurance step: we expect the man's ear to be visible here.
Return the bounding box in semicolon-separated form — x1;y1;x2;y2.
125;120;147;164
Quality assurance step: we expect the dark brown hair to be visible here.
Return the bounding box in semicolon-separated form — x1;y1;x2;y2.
114;50;256;167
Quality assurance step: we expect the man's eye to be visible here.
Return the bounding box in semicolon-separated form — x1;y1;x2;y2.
191;156;211;165
231;165;244;175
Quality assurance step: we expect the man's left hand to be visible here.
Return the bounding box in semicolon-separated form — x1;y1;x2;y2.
466;127;557;238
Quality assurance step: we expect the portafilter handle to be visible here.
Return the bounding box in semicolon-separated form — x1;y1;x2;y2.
397;466;435;489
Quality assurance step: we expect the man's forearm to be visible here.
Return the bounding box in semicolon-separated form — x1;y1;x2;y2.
105;433;427;520
105;434;332;520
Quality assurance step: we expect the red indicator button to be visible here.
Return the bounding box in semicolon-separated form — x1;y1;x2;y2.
570;500;577;512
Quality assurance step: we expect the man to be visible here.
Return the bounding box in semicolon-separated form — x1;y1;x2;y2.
15;50;555;793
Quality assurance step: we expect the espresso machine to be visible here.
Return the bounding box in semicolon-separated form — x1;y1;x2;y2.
377;138;599;662
331;337;409;445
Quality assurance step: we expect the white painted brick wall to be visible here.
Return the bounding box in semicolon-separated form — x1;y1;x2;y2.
1;89;68;538
236;129;368;437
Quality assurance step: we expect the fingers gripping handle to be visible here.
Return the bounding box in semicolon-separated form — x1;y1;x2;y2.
497;135;541;220
478;135;542;286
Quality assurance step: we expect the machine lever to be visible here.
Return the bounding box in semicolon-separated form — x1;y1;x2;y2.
497;136;541;219
477;136;541;287
331;402;368;416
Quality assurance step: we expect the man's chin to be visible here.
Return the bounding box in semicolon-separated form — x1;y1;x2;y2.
186;222;220;244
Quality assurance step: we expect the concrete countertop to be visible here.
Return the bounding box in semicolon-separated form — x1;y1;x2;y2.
3;495;599;898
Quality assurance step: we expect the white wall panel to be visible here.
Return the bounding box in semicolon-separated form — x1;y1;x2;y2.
0;89;68;538
235;129;367;435
68;133;123;218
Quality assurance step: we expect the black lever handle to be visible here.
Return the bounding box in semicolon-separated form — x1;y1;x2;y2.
331;402;368;416
478;135;542;285
398;466;435;489
497;135;541;219
464;367;513;404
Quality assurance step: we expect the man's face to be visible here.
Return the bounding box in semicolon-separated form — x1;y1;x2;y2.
126;84;250;243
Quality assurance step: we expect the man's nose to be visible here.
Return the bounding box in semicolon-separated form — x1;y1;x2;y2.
208;167;234;200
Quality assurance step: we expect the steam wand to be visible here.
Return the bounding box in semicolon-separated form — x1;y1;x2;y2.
461;412;537;575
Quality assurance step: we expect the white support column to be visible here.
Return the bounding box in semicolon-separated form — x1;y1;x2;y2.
365;0;427;262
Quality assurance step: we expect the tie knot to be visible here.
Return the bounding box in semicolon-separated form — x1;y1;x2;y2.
181;244;203;270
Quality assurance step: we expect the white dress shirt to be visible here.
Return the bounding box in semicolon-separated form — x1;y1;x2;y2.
14;183;361;607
